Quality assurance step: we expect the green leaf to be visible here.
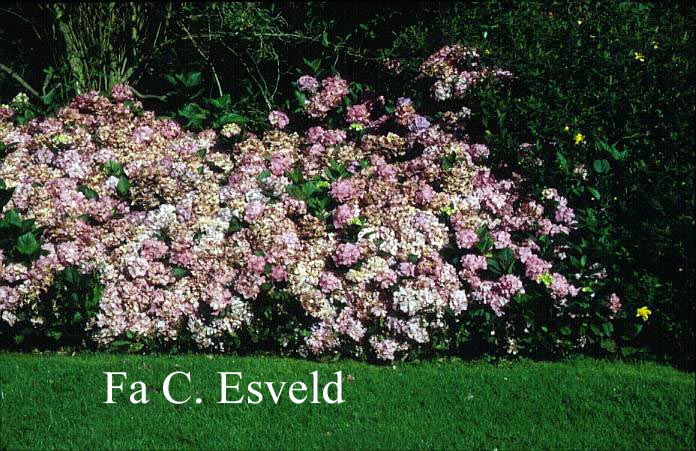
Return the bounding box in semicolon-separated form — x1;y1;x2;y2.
556;151;568;171
216;113;247;125
78;185;99;200
596;139;628;160
5;209;22;228
177;103;208;130
587;187;601;199
294;90;307;109
208;94;231;110
486;257;502;275
164;74;177;86
623;323;643;339
16;232;39;256
286;185;305;200
228;217;245;234
593;159;610;174
441;154;456;171
171;267;190;279
63;267;79;284
620;346;638;357
41;88;57;107
183;72;202;88
116;176;130;198
110;340;131;350
105;160;124;177
288;167;303;184
602;322;614;336
0;182;14;209
20;218;35;233
302;182;318;197
303;58;321;74
90;282;104;311
103;160;124;177
590;324;602;336
600;338;617;353
258;169;271;183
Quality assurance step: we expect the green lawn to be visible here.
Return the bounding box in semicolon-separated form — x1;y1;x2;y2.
0;353;693;450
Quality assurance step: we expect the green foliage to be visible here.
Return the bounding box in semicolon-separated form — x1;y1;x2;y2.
115;175;130;199
240;287;312;354
165;75;249;131
462;2;694;367
286;166;337;218
2;267;103;349
103;160;124;177
0;208;43;265
361;1;694;367
77;185;99;200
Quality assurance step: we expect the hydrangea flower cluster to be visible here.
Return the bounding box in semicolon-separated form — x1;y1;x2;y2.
267;111;289;130
297;75;349;118
419;44;513;101
0;47;614;360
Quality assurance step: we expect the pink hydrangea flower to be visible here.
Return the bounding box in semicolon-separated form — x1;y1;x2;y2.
608;293;622;314
455;228;478;249
524;255;552;280
268;110;289;129
319;271;342;293
270;265;288;282
244;201;265;223
246;255;266;274
333;243;361;266
333;203;359;229
110;84;133;102
270;153;294;176
297;75;319;93
330;179;359;202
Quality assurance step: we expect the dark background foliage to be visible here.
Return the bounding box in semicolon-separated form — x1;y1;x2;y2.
0;1;693;367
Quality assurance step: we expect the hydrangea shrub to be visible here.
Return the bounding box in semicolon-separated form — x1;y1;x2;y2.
0;47;626;360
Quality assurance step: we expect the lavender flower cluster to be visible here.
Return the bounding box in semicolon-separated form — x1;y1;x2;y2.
0;47;617;360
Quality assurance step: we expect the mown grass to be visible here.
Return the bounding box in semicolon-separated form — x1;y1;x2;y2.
0;353;693;450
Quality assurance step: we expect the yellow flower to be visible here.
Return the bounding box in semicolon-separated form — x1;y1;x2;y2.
577;19;583;25
652;40;659;49
347;217;363;226
574;132;585;145
636;306;652;321
441;204;456;217
634;51;645;62
537;273;553;286
563;125;570;132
